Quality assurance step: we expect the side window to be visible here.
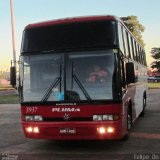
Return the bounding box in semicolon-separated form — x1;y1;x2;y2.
137;45;140;63
128;35;133;60
122;28;129;58
131;38;136;61
138;45;143;64
134;41;138;62
139;46;142;64
126;32;131;59
141;50;144;65
118;23;125;54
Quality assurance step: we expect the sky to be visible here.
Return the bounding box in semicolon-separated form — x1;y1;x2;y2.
0;0;160;69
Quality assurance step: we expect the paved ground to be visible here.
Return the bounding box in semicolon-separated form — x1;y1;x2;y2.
0;89;160;160
0;90;17;96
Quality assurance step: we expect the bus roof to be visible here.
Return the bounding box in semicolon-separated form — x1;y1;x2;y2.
25;15;119;29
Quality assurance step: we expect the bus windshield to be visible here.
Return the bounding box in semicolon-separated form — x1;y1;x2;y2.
66;50;114;101
20;50;115;102
20;54;63;102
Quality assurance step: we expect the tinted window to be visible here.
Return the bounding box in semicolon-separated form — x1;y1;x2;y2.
118;23;125;54
128;35;133;59
122;28;129;57
22;21;117;53
67;50;115;100
131;38;136;61
134;41;138;62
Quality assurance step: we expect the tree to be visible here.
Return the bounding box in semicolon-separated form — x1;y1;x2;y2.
150;47;160;72
121;16;145;47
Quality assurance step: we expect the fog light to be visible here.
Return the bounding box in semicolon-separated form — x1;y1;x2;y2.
107;127;114;133
26;126;33;133
97;127;106;134
33;127;39;133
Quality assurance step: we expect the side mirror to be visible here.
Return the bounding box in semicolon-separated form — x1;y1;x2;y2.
126;62;135;84
10;66;16;87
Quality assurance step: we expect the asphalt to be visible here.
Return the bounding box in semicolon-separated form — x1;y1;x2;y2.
0;89;160;160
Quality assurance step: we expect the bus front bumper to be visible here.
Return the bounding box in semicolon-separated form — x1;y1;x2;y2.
22;121;124;140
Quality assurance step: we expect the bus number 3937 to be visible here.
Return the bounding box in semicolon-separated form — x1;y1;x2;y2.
26;107;38;114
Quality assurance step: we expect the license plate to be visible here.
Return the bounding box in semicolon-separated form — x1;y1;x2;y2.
60;128;76;134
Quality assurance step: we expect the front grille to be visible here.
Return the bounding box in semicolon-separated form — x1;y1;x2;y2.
43;117;92;122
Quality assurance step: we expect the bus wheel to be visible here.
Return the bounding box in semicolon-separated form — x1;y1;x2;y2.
127;108;132;131
140;96;146;117
122;107;132;140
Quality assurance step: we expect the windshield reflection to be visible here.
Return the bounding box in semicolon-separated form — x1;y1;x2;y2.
66;50;114;100
21;54;63;102
20;50;114;102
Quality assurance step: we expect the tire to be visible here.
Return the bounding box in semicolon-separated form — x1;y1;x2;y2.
127;108;132;131
140;96;146;117
122;107;132;140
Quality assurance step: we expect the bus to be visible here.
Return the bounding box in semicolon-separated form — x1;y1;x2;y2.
13;15;148;140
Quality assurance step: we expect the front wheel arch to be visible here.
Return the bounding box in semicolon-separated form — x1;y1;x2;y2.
140;92;147;117
122;101;132;140
127;102;132;131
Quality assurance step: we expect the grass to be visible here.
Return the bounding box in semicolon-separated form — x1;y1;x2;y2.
148;82;160;89
0;84;18;104
0;84;14;91
0;94;19;104
0;83;159;104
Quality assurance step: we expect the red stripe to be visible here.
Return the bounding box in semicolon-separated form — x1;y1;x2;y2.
25;15;117;29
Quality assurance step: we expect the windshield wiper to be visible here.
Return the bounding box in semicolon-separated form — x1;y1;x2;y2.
72;62;92;101
41;77;61;102
41;64;62;102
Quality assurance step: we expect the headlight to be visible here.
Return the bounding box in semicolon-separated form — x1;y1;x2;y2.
25;115;34;122
93;115;103;121
25;115;43;122
93;114;119;121
34;115;43;121
103;115;113;121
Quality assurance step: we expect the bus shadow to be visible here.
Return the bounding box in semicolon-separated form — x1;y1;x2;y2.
36;139;126;153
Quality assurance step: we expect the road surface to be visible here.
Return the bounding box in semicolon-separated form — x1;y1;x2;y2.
0;89;160;160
